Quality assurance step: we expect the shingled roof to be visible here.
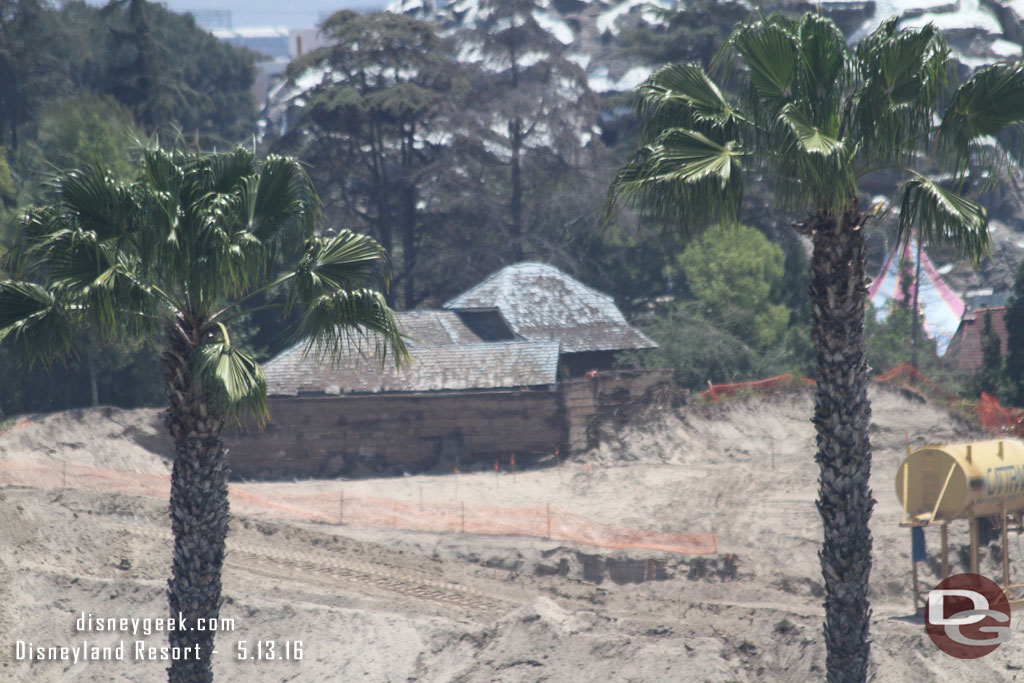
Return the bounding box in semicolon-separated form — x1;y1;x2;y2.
391;310;485;347
262;262;654;396
443;262;656;353
264;340;559;396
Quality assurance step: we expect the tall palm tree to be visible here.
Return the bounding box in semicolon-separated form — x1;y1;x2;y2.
609;13;1024;682
0;145;408;682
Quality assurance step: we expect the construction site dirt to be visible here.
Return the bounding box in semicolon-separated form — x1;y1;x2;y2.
2;385;1021;681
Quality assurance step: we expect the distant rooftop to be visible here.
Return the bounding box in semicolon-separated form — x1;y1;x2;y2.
262;262;656;396
264;339;560;395
444;262;656;353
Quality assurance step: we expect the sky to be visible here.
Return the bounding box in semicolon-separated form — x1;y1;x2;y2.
150;0;390;29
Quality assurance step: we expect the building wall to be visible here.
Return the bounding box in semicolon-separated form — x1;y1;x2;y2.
946;307;1008;371
226;369;673;478
560;370;674;452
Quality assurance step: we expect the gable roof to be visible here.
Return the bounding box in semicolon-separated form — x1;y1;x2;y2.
443;262;656;353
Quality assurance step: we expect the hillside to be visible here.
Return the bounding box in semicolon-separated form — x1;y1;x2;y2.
2;386;1020;681
385;0;1024;90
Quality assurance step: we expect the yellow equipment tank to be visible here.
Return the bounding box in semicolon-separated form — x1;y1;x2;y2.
895;439;1024;524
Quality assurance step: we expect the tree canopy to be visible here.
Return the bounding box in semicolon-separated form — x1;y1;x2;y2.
674;223;789;348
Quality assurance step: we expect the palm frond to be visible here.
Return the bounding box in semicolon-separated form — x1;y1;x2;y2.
293;288;409;369
729;19;798;101
608;127;745;229
60;166;136;241
287;231;393;311
795;12;849;126
897;174;989;262
772;104;854;213
281;229;406;368
192;335;268;425
245;155;318;243
852;21;949;168
0;281;77;366
207;147;257;195
778;104;845;157
635;63;743;142
941;62;1024;171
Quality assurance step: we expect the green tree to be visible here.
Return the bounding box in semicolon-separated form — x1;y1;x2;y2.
608;14;1024;681
623;301;757;388
976;308;1003;396
453;0;600;262
0;145;407;682
0;0;71;150
33;94;138;177
52;0;256;145
618;0;754;68
1;94;155;409
674;223;790;347
1003;260;1024;405
865;300;938;374
102;0;182;132
276;11;460;308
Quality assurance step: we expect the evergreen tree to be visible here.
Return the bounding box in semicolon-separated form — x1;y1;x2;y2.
1003;260;1024;405
977;308;1003;396
674;224;790;348
458;0;599;262
96;0;256;142
274;11;461;308
0;0;70;149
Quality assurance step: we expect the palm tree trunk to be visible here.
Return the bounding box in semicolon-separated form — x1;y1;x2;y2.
808;208;874;683
161;320;230;683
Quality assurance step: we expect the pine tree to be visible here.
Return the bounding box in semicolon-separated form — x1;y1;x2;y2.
450;0;600;262
1003;261;1024;405
274;11;460;308
977;309;1003;396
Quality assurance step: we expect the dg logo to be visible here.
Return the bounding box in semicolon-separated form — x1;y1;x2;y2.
926;573;1011;658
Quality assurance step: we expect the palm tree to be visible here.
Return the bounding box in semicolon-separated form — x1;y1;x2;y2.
609;13;1024;682
0;145;407;682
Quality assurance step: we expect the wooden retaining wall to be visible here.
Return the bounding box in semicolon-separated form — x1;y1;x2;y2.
226;369;674;479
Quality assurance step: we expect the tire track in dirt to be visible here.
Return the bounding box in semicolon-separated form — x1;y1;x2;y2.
108;517;523;616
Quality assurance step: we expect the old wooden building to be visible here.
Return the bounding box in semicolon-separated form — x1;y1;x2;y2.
227;262;666;478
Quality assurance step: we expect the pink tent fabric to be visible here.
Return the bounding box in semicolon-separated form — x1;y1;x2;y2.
868;239;965;355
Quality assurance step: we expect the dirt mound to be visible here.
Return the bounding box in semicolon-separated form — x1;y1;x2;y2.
1;388;1013;682
0;407;171;474
589;384;978;467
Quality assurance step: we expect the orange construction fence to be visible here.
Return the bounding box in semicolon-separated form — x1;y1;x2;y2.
978;392;1024;438
701;373;813;401
0;459;717;556
872;362;964;405
703;362;1024;441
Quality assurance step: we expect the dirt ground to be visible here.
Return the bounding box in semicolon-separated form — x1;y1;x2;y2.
3;386;1024;682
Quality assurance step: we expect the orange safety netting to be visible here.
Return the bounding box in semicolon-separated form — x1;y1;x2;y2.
872;362;963;405
703;362;967;407
0;459;717;556
701;373;812;401
978;392;1024;438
